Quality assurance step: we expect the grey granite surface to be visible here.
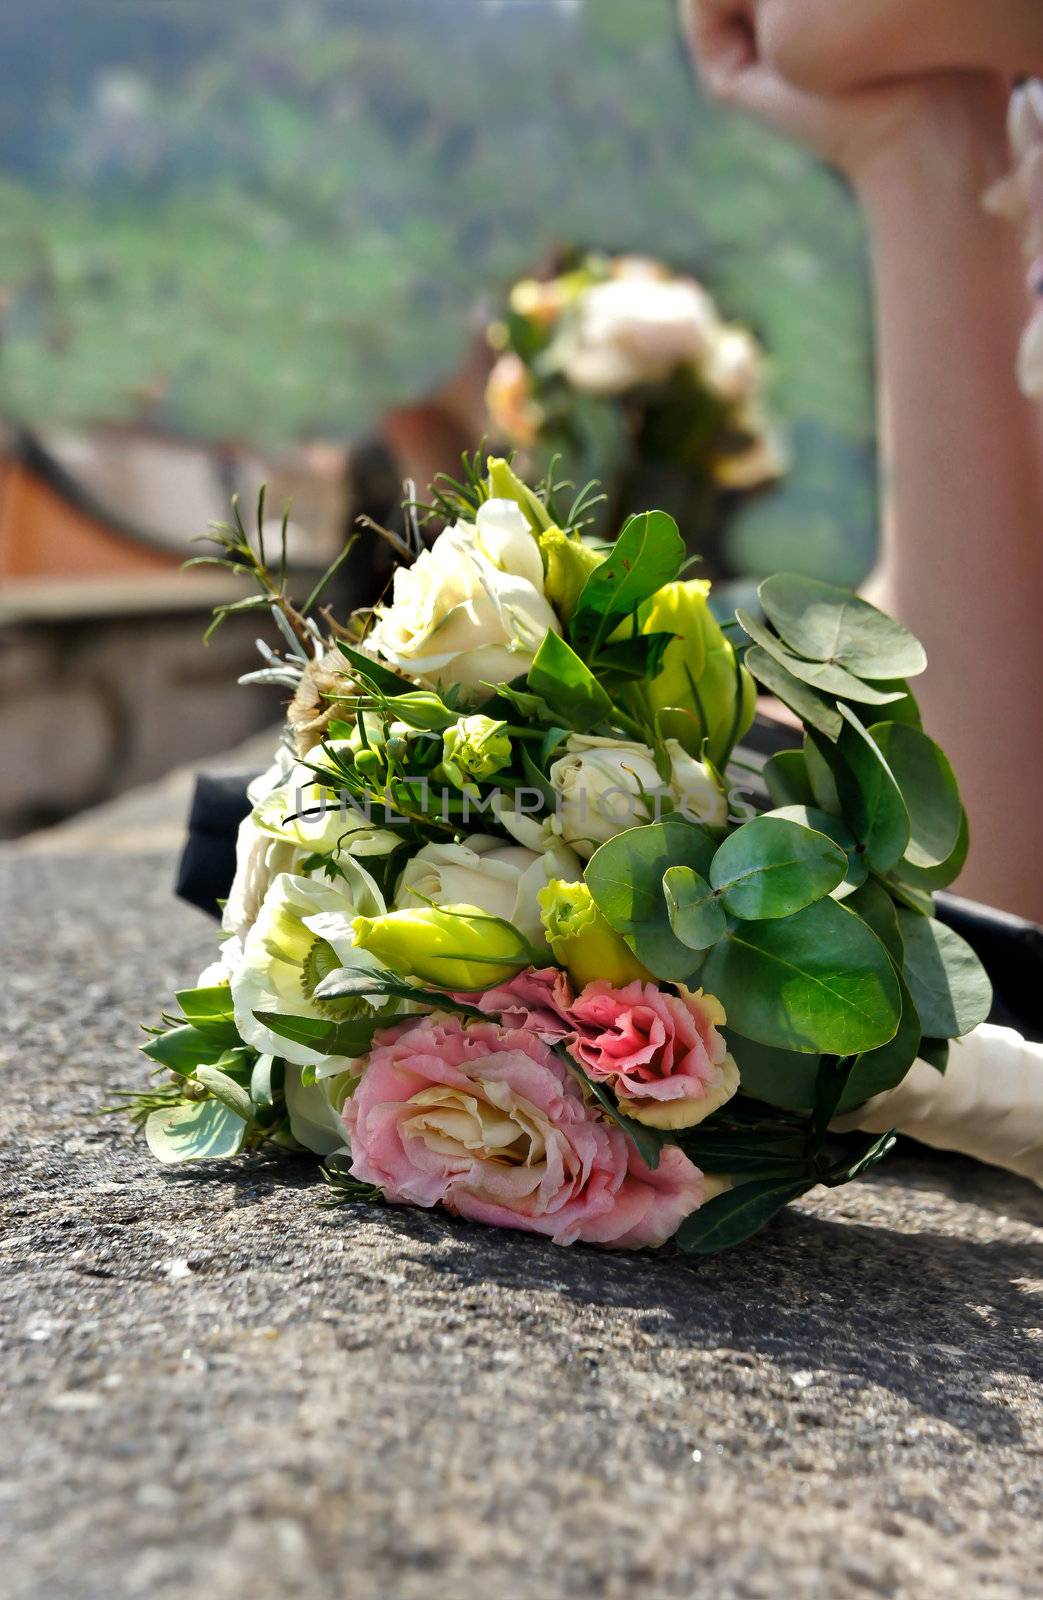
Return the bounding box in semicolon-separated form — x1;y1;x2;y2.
2;845;1041;1600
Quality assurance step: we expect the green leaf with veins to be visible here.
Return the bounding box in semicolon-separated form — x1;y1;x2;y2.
709;815;847;920
736;609;905;705
759;574;928;678
744;647;842;740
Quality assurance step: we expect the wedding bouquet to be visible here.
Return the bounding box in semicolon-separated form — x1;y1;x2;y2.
122;454;996;1253
485;253;783;551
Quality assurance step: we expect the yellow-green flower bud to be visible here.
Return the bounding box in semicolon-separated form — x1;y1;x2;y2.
485;455;553;533
537;879;652;991
351;904;532;990
642;580;755;767
385;692;457;733
441;714;512;790
539;527;604;622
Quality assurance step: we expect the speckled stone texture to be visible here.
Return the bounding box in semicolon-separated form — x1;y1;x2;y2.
2;846;1042;1600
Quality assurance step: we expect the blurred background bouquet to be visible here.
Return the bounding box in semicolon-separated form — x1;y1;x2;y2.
486;251;785;562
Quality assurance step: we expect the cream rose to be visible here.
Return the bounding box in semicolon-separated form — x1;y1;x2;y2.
549;736;666;859
366;498;561;696
666;741;728;828
393;833;582;949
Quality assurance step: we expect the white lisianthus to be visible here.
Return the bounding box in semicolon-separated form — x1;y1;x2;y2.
222;816;303;942
231;865;387;1066
549;735;666;859
393;833;583;950
196;935;244;988
666;741;728;829
550;274;717;396
253;759;401;859
283;1062;357;1158
365;497;561;695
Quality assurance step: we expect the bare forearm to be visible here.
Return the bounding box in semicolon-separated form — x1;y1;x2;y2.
857;84;1043;920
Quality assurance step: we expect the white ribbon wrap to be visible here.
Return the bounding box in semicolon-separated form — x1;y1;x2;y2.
832;1024;1043;1188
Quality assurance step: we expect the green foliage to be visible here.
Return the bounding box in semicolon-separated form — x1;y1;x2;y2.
569;510;685;656
708;815;847;921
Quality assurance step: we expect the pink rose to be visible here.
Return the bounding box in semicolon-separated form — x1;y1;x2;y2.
567;981;740;1131
455;966;575;1038
343;1012;706;1248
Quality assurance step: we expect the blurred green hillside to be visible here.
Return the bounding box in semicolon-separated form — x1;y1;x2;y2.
0;0;878;582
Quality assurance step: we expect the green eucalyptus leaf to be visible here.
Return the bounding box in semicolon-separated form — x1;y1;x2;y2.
663;865;727;950
833;708;911;872
844;879;904;964
585;816;716;982
762;750;815;809
837;972;922;1112
145;1099;247;1165
869;722;962;870
764;805;867;899
866;680;921;727
888;808;969;892
725;1031;821;1111
709;816;847;921
570;509;684;655
702;897;901;1055
527;631;614;731
676;1176;814;1254
744;647;842;740
759;574;928;679
897;913;992;1038
736;609;906;705
804;733;841;813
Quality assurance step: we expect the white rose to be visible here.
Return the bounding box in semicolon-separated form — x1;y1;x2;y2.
366;498;561;696
552;276;717;396
231;865;386;1066
549;735;666;859
666;741;728;828
393;833;582;950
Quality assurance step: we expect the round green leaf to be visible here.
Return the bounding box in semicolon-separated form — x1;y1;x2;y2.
145;1099;248;1165
585;816;715;982
836;972;922;1112
725;1031;821;1111
869;722;962;870
764;805;867;899
844;879;904;964
702;897;901;1055
804;733;841;813
833;709;910;873
710;816;847;921
759;574;928;679
888;808;969;892
736;610;906;706
897;912;992;1038
762;750;815;810
663;865;727;950
744;647;842;740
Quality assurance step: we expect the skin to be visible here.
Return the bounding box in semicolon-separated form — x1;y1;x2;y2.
681;1;1043;921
